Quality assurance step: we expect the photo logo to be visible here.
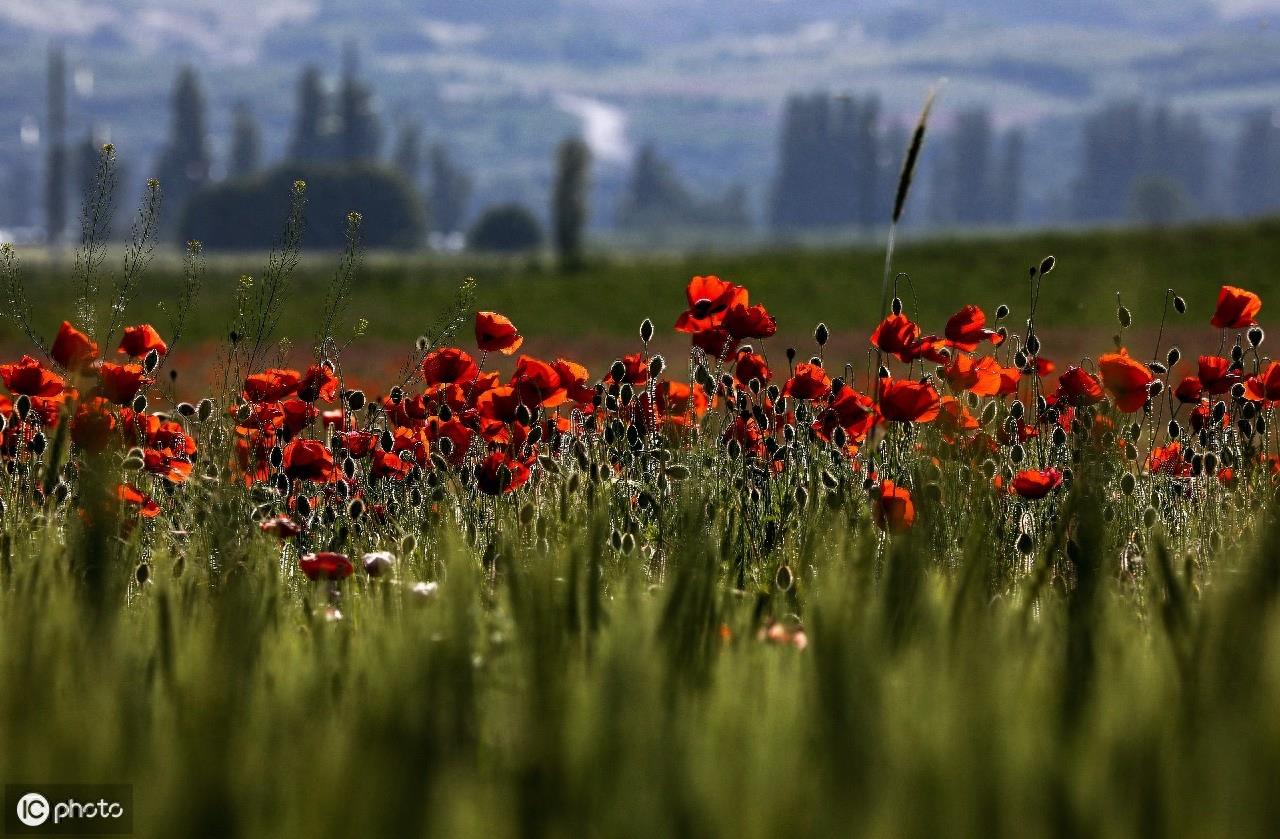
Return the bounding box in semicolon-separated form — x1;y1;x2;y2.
14;795;47;828
4;785;132;835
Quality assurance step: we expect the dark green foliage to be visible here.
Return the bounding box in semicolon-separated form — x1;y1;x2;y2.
552;136;591;268
429;144;473;234
228;102;262;180
617;143;748;232
180;163;425;250
467;202;544;253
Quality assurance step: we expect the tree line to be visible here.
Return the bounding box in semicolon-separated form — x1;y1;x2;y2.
6;46;1280;256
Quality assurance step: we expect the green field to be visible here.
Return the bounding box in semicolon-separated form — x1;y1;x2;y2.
6;217;1279;350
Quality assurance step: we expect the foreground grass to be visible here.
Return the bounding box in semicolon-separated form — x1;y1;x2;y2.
6;217;1280;347
2;479;1279;838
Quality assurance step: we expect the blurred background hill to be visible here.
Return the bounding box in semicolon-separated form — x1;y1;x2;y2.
0;0;1278;250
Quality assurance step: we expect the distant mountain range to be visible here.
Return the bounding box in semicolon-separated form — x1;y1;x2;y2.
0;0;1278;232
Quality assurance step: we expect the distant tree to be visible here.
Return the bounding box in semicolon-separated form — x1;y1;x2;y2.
288;66;330;163
229;102;262;179
337;44;382;163
851;95;882;228
45;44;68;245
552;136;591;268
1072;101;1145;223
1233;109;1278;219
429;144;472;233
0;153;35;227
392;122;423;185
154;66;211;224
618;143;747;232
467;203;543;253
949;108;994;225
1130;175;1188;227
180;163;425;251
75;132;101;207
994;128;1025;225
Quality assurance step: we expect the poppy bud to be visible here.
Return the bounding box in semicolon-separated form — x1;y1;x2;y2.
1017;532;1034;555
1026;333;1041;356
363;551;395;577
891;297;903;316
342;457;356;480
1117;306;1132;328
1149;380;1164;398
1166;347;1180;367
29;431;46;456
1009;443;1025;464
380;430;395;452
1173;295;1186;314
1039;255;1056;276
815;322;829;346
610;360;627;382
1231;344;1245;363
648;355;666;379
438;402;452;422
197;398;214;422
878;365;890;379
1231;382;1246;400
296;495;312;518
13;394;30;421
640;318;654;344
1010;400;1025;419
143;348;160;374
833;426;847;450
1242;401;1257;420
515;403;533;425
389;386;404;404
1014;350;1028;370
438;437;454;458
348;498;365;519
1148;361;1167;375
274;473;290;495
236;403;252;423
176;402;195;417
269;446;284;468
131;393;148;413
786;347;796;363
1248;327;1265;348
994;304;1010;321
1121;473;1136;495
1168;419;1181;440
347;390;366;411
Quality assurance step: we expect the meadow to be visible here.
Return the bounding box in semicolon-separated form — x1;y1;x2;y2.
2;193;1280;838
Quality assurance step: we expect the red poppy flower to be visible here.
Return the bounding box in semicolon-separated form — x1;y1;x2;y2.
815;386;878;442
1147;442;1192;478
476;451;532;495
425;416;475;466
1210;285;1261;329
1197;356;1240;396
339;430;377;458
297;363;339;403
260;515;301;539
1244;361;1280;402
280;398;318;435
1011;467;1063;499
142;447;193;483
244;369;301;403
0;355;66;398
551;358;595;404
282;438;335;483
733;350;772;388
512;355;567;407
944;354;1011;397
475;385;522;423
117;483;161;518
1056;366;1105;407
299;551;354;581
1174;376;1203;404
97;362;149;405
691;328;738;359
944;305;1003;352
605;353;650;387
1098;349;1154;413
475;311;523;355
655;380;708;426
71;397;117;453
423;347;480;387
874;480;915;532
371;448;414;481
51;321;99;372
878;378;941;423
870;314;921;363
782;362;831;400
118;324;167;358
721;303;777;341
675;275;748;333
937;396;979;435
